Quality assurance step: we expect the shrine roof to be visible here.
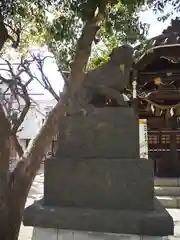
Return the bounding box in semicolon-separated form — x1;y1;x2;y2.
135;18;180;71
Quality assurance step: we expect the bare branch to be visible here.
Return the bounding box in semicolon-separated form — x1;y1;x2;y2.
0;104;11;169
0;57;32;157
26;53;60;101
0;52;59;158
11;135;24;158
5;23;21;49
12;101;30;133
11;82;31;133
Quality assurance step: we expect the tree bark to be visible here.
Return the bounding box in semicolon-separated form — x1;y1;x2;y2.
0;16;8;51
0;101;67;239
0;105;11;238
11;134;24;158
68;14;102;91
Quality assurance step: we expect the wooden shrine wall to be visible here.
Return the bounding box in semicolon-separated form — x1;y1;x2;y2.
147;117;180;176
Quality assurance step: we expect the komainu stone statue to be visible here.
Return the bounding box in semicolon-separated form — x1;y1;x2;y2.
24;42;174;239
69;44;134;114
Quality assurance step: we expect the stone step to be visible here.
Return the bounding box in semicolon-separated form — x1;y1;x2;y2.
154;186;180;196
154;178;180;187
156;196;180;208
154;178;180;208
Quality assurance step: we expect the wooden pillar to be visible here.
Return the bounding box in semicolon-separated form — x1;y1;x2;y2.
169;116;180;176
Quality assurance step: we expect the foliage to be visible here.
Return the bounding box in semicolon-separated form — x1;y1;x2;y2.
1;0;180;70
45;0;149;71
0;0;150;71
87;1;150;69
0;0;51;53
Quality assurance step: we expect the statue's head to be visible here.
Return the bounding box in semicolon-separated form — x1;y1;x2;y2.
109;45;134;66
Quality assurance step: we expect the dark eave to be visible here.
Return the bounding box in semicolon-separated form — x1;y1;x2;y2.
134;18;180;71
135;44;180;71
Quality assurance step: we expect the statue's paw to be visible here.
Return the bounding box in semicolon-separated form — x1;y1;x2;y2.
81;108;88;116
81;104;95;115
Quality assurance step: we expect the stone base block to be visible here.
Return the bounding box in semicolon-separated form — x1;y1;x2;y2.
23;199;174;236
56;107;139;158
32;227;172;240
44;158;154;210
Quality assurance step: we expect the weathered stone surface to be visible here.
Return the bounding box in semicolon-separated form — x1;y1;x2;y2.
68;45;133;114
23;199;174;236
44;158;153;210
56;108;139;159
23;105;174;237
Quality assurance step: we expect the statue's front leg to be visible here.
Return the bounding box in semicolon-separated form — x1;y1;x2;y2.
71;88;95;116
100;87;128;106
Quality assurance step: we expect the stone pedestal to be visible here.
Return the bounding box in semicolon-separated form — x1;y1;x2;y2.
55;108;139;159
23;107;174;237
31;227;171;240
44;158;153;210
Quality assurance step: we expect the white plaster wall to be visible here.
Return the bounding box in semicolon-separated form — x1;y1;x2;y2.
17;99;56;140
17;106;44;139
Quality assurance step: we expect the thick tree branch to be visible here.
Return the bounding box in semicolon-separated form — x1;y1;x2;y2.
12;103;30;132
11;86;31;133
0;104;11;164
0;104;11;199
11;135;24;158
0;103;10;236
69;12;103;91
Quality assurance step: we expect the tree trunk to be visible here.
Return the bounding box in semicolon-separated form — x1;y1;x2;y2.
0;105;12;238
0;16;8;51
11;135;24;158
1;102;68;239
0;177;31;239
0;11;103;240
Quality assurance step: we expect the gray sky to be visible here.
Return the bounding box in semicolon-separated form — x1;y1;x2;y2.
139;4;176;38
